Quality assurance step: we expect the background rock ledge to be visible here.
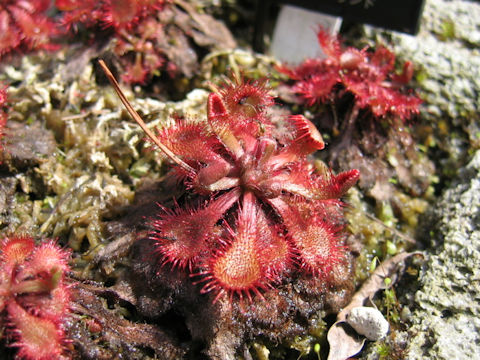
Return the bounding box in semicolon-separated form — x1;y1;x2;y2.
406;150;480;359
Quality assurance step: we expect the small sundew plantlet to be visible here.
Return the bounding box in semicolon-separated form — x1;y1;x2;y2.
279;28;422;121
99;60;359;303
56;0;170;84
56;0;168;30
0;235;71;360
0;0;58;58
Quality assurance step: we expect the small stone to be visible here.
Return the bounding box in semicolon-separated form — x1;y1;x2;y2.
346;306;389;341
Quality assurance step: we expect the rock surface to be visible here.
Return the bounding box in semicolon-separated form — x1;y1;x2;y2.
372;0;480;123
406;150;480;359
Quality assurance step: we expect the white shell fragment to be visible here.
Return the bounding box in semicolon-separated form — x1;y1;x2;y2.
346;306;389;341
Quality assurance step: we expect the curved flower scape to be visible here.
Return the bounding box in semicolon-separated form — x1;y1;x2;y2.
279;28;422;120
100;61;359;303
0;85;7;152
0;0;58;58
0;236;71;359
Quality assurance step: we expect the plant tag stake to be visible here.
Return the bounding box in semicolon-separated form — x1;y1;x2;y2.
270;5;342;64
256;0;425;54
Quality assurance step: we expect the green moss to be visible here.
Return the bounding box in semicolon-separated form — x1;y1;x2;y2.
252;343;270;360
440;19;456;40
375;341;393;359
415;68;428;84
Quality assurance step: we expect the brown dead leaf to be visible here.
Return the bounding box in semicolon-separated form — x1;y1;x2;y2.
174;0;236;50
327;321;365;360
154;1;236;78
327;252;423;360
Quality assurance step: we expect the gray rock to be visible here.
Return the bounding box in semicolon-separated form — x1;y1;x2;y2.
346;306;389;341
406;150;480;359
